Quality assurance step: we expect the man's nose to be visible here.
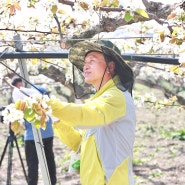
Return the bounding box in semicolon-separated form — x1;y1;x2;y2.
83;63;89;71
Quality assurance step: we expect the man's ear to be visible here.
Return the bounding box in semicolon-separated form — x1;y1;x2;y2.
107;61;115;75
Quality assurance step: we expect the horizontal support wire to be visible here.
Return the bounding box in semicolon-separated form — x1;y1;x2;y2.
0;37;153;43
0;52;180;65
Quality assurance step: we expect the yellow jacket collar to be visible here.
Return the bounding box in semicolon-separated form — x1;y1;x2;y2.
90;75;120;100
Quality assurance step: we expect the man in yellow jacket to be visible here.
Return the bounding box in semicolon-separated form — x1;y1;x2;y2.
48;40;136;185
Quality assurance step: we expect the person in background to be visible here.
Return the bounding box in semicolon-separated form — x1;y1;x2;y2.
47;40;136;185
11;76;57;185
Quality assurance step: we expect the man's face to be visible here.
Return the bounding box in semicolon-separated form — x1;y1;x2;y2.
83;51;112;90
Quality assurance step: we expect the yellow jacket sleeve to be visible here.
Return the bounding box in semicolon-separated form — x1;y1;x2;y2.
52;120;81;152
48;87;126;128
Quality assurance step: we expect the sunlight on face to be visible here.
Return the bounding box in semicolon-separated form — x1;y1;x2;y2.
83;52;107;90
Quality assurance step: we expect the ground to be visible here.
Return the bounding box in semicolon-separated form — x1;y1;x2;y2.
0;106;185;185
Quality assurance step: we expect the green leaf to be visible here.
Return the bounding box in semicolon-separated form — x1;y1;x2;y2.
32;119;41;129
136;8;149;18
172;27;178;36
24;108;35;122
72;160;80;171
11;121;21;134
110;0;119;7
124;12;133;22
51;5;58;14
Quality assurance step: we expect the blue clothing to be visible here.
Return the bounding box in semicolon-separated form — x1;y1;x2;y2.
33;85;50;96
23;85;53;140
24;116;54;141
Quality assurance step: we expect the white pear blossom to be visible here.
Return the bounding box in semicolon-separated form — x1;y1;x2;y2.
2;104;24;125
179;52;185;64
1;94;52;131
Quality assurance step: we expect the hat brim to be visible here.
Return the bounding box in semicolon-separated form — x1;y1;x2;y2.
68;41;127;71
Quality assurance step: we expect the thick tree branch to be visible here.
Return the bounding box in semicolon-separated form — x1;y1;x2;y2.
58;0;172;22
135;78;185;105
57;0;173;48
58;0;74;6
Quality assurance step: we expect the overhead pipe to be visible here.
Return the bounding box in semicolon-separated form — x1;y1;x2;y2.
0;52;180;65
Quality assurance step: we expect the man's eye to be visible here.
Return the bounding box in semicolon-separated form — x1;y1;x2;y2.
85;60;95;64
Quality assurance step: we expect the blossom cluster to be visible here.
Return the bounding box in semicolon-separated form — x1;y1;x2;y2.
2;104;24;125
1;95;52;134
133;92;178;110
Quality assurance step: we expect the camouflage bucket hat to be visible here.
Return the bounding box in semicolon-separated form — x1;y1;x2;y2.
69;40;128;71
68;40;134;95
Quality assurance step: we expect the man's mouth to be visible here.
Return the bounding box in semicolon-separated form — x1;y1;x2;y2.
84;72;91;77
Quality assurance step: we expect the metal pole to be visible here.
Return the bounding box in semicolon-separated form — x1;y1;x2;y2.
13;34;51;185
0;52;180;65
